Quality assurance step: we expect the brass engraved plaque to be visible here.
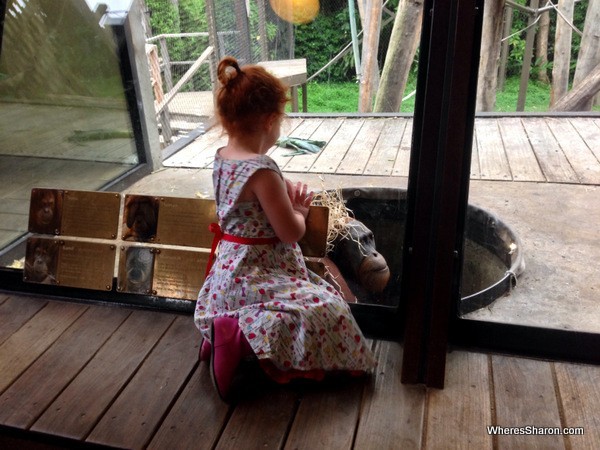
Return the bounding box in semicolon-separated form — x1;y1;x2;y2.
56;240;116;290
299;205;329;257
152;248;208;300
28;188;64;235
117;246;155;294
155;197;216;248
61;190;121;239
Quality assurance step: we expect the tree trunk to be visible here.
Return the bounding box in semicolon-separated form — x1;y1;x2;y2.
373;0;424;112
476;0;505;112
536;9;550;83
573;0;600;110
358;0;383;112
550;0;574;107
551;61;600;111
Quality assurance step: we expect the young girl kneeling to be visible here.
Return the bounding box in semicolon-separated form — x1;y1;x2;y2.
194;56;376;401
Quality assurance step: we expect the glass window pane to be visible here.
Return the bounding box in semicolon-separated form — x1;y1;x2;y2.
0;0;139;267
461;1;600;334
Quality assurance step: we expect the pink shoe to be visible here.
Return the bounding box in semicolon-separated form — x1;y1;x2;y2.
210;317;253;401
199;338;211;362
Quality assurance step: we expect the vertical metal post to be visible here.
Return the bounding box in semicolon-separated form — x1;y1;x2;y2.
400;0;484;388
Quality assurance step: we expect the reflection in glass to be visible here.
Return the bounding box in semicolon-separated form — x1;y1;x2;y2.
462;2;600;334
0;0;139;265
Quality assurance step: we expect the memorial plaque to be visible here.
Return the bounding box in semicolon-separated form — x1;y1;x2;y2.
122;194;160;242
299;205;329;257
152;248;208;300
24;237;60;284
28;188;64;235
117;246;155;294
155;197;216;248
61;190;121;239
55;240;116;290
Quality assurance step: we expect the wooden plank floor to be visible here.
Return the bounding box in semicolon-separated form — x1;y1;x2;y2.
164;116;600;186
1;292;598;449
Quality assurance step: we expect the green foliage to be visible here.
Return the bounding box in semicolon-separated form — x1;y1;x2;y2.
301;77;560;113
294;7;355;82
495;77;550;112
505;0;589;79
146;0;211;92
297;82;359;112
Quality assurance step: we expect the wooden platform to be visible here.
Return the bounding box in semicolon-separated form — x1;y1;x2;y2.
0;292;598;449
164;115;600;186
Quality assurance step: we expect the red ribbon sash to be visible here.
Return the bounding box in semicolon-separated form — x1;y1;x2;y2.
205;222;279;277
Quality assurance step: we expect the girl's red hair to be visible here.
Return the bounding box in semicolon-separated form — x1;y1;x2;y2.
216;56;288;136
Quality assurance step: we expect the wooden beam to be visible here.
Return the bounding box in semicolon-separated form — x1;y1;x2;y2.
155;46;214;115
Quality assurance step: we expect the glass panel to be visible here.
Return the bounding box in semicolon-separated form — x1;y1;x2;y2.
160;0;417;308
0;0;139;267
460;1;600;334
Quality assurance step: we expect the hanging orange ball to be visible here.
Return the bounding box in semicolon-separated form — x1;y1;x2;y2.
269;0;320;25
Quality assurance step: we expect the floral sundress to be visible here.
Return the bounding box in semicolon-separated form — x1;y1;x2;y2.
194;151;376;376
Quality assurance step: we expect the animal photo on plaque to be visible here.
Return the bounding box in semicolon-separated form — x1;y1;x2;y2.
24;238;59;284
28;188;63;235
122;195;159;242
119;246;154;294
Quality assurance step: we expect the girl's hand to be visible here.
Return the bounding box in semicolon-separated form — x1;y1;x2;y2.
289;181;313;219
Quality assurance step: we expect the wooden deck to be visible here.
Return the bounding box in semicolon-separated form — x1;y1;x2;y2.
164;115;600;186
1;292;599;449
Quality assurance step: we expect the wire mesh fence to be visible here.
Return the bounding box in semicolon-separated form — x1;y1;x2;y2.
139;0;399;147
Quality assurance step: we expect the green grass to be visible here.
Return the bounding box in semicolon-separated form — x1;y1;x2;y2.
295;76;583;113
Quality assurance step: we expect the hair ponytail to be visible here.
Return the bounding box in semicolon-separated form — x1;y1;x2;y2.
217;56;242;87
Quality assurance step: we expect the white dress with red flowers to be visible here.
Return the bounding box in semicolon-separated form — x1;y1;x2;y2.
194;151;376;374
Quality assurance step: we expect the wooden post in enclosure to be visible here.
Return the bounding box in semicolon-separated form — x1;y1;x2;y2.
551;61;600;111
205;0;220;99
476;0;505;112
257;0;269;60
573;0;600;110
146;44;172;146
536;6;550;83
358;0;383;112
158;37;174;91
234;0;252;64
517;0;539;111
373;0;424;112
550;0;574;107
498;4;513;91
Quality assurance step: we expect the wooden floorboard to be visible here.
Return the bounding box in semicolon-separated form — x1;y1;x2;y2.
0;306;131;429
0;295;599;448
496;117;545;182
146;363;230;450
86;315;200;449
30;310;175;440
555;361;600;448
0;301;87;394
492;355;565;449
163;116;600;189
353;341;425;450
426;351;492;449
474;118;512;181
